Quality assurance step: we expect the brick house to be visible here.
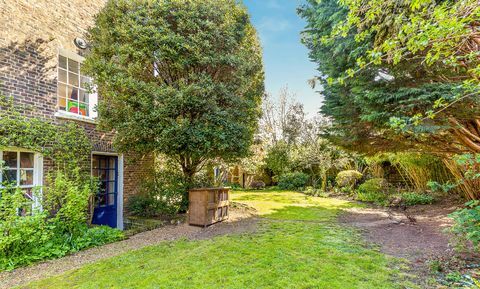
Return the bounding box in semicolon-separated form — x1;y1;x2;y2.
0;0;152;229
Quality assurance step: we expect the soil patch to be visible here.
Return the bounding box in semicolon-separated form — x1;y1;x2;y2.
339;200;479;287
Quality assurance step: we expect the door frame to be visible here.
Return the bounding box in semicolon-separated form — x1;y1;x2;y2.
91;152;124;230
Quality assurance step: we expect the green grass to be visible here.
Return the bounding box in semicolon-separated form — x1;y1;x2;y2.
24;190;416;289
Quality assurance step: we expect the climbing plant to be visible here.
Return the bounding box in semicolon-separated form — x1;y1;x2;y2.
0;95;92;173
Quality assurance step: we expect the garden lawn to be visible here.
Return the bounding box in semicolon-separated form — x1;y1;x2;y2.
23;190;415;289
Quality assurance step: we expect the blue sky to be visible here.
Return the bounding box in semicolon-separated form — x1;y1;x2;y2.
243;0;321;116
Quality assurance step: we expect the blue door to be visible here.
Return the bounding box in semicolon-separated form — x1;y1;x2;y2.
92;155;118;228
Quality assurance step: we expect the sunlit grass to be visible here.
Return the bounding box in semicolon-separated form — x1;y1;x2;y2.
23;189;416;289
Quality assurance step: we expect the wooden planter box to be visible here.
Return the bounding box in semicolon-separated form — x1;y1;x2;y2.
188;188;230;227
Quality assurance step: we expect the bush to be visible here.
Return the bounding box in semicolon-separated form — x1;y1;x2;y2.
356;191;389;206
128;168;188;218
304;186;330;197
357;178;388;195
449;200;480;251
0;171;124;271
401;192;435;206
278;172;309;190
336;170;363;189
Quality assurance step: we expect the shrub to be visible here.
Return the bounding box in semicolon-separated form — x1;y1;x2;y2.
357;178;388;195
401;192;435;206
0;171;124;271
336;170;363;189
356;191;389;206
449;200;480;251
128;168;188;218
304;186;330;197
278;172;309;190
356;178;389;205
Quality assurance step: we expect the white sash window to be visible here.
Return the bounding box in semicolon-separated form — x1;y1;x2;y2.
0;150;43;214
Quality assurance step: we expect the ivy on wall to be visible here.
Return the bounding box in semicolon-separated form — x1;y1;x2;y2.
0;95;92;173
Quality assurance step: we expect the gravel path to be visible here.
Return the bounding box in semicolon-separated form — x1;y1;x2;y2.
0;205;258;289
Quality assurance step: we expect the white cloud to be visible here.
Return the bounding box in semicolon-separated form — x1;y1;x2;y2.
266;0;283;9
258;17;291;32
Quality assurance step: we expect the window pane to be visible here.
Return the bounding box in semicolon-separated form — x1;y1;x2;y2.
2;169;17;184
58;97;66;111
98;170;107;180
57;83;67;98
58;68;67;83
3;151;17;168
99;158;107;169
96;194;107;207
68;59;79;73
67;86;78;100
59;56;67;69
108;180;116;193
107;193;115;205
20;152;34;168
109;158;116;170
79;90;89;103
68;72;79;86
78;102;88;116
20;170;33;186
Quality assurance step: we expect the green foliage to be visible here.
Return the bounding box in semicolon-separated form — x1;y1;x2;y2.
400;192;434;206
0;172;123;271
356;191;389;206
368;153;451;192
449;200;480;251
0;95;92;172
26;190;414;289
304;186;330;198
83;0;264;183
358;178;388;195
278;172;309;190
44;171;96;233
264;141;291;178
336;170;363;189
356;178;389;205
127;167;188;217
299;0;480;154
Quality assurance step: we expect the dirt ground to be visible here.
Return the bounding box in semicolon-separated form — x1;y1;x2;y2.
339;200;479;287
0;204;259;289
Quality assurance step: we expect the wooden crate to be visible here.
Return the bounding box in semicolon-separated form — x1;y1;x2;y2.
188;188;230;227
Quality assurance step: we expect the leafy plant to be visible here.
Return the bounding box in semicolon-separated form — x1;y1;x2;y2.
400;192;435;206
278;172;309;190
0;171;123;271
449;200;480;251
304;186;330;198
128;165;188;217
356;191;388;206
0;95;92;173
83;0;264;190
358;178;388;194
336;170;363;190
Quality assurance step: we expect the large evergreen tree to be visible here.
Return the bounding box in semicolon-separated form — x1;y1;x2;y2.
83;0;264;184
299;0;480;155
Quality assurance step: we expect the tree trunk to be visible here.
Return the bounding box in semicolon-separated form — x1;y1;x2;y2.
179;155;201;212
321;171;327;193
449;117;480;153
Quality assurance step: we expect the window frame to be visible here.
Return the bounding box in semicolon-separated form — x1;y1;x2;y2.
0;148;44;210
56;49;98;121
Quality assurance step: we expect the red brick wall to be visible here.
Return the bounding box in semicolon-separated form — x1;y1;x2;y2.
0;1;152;212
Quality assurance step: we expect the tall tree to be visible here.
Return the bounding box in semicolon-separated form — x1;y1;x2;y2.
83;0;264;185
299;0;480;155
259;87;306;146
